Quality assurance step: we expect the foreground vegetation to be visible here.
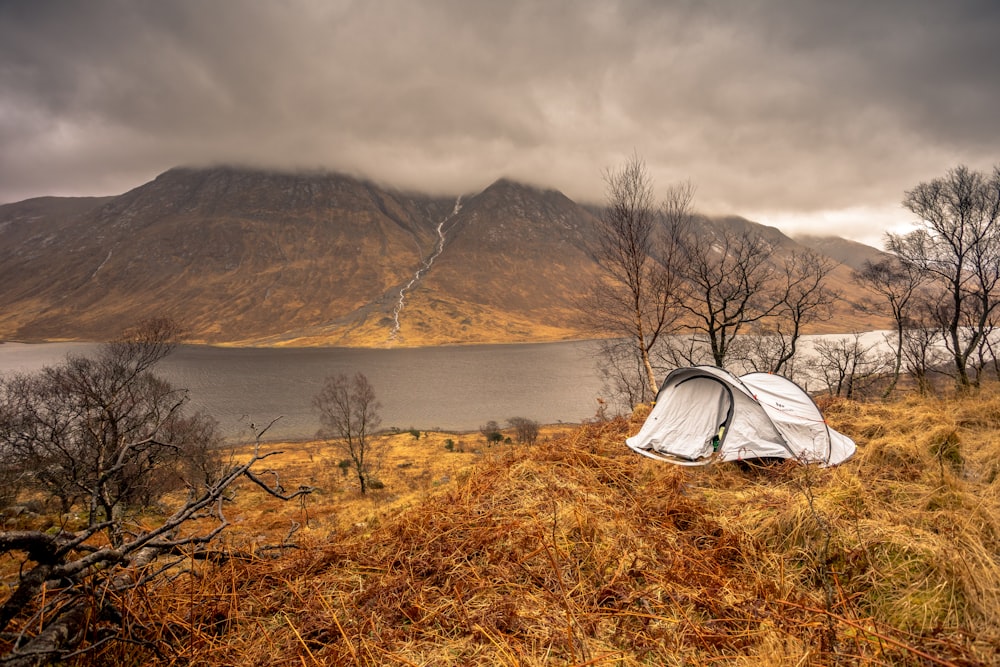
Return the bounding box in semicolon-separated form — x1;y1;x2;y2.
4;387;993;665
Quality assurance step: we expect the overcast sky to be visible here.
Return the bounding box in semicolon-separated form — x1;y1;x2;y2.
2;0;998;245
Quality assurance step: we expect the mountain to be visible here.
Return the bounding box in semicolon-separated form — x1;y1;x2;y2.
390;179;604;344
794;234;890;272
0;167;886;346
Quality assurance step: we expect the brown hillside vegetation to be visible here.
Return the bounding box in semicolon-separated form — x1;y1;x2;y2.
32;391;1000;665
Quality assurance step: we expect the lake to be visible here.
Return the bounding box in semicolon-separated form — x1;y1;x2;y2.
0;341;608;441
0;332;904;442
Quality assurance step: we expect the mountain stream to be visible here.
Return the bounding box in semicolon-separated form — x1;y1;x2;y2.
388;196;462;341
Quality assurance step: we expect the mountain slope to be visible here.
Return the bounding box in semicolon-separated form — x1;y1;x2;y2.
0;168;457;344
0;167;887;346
794;234;890;272
383;179;603;344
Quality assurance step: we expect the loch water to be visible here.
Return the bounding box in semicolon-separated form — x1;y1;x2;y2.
0;341;607;441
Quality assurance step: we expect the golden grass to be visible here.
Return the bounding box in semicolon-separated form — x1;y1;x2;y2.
53;393;1000;665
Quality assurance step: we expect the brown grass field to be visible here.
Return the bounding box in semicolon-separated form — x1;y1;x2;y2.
7;390;1000;666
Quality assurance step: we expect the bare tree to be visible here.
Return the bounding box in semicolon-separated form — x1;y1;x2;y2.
480;420;504;445
811;334;889;399
585;153;692;401
0;442;21;512
854;255;927;396
0;319;224;544
902;328;947;396
507;417;540;445
978;311;1000;381
0;418;311;666
595;337;655;414
728;326;797;376
0;320;313;665
889;164;1000;390
674;224;778;367
771;249;839;374
313;372;384;495
731;249;839;377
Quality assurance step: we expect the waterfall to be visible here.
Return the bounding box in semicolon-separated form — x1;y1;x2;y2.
388;196;462;341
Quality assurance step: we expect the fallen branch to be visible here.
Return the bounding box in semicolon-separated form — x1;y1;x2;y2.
0;418;314;666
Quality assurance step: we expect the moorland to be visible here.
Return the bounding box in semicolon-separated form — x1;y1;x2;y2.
4;389;996;666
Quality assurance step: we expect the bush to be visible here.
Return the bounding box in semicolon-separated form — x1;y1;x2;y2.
480;421;504;445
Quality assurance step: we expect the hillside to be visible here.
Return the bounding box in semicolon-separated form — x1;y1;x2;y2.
795;234;891;272
63;389;1000;666
0;168;456;345
0;167;888;346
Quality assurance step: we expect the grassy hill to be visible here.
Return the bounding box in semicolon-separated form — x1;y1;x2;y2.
9;390;1000;665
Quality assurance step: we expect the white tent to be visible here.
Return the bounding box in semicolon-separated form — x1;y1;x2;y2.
625;366;855;466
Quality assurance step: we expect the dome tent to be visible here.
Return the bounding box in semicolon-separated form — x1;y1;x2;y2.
625;366;855;466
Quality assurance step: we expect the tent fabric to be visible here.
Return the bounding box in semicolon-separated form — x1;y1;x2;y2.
631;376;730;461
625;366;856;466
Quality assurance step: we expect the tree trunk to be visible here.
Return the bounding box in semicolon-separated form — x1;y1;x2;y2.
3;595;92;667
640;346;657;399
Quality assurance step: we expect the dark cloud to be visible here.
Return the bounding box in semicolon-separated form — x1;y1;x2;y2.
1;0;998;244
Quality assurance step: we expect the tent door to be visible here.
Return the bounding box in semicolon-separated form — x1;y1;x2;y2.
651;377;734;461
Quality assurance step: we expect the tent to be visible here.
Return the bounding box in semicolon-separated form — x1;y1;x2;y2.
625;366;855;466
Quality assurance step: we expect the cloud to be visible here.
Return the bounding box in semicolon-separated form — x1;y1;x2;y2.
1;0;998;243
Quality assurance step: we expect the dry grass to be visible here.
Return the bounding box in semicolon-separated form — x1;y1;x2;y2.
53;393;1000;665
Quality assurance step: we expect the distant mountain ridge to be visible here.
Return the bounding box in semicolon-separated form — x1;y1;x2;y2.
0;167;885;346
793;234;890;272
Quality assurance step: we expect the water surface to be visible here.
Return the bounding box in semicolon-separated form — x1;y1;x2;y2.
0;341;606;441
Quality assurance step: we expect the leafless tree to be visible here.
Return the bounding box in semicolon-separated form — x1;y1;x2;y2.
0;444;21;511
673;223;778;367
811;333;889;399
0;418;311;667
902;333;946;396
585;153;692;401
888;164;1000;390
0;382;25;511
976;308;1000;381
507;417;540;445
0;320;313;665
728;326;797;376
854;255;928;396
313;372;384;495
595;337;656;413
731;249;839;377
479;420;504;445
655;333;714;371
771;249;840;374
0;319;224;544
